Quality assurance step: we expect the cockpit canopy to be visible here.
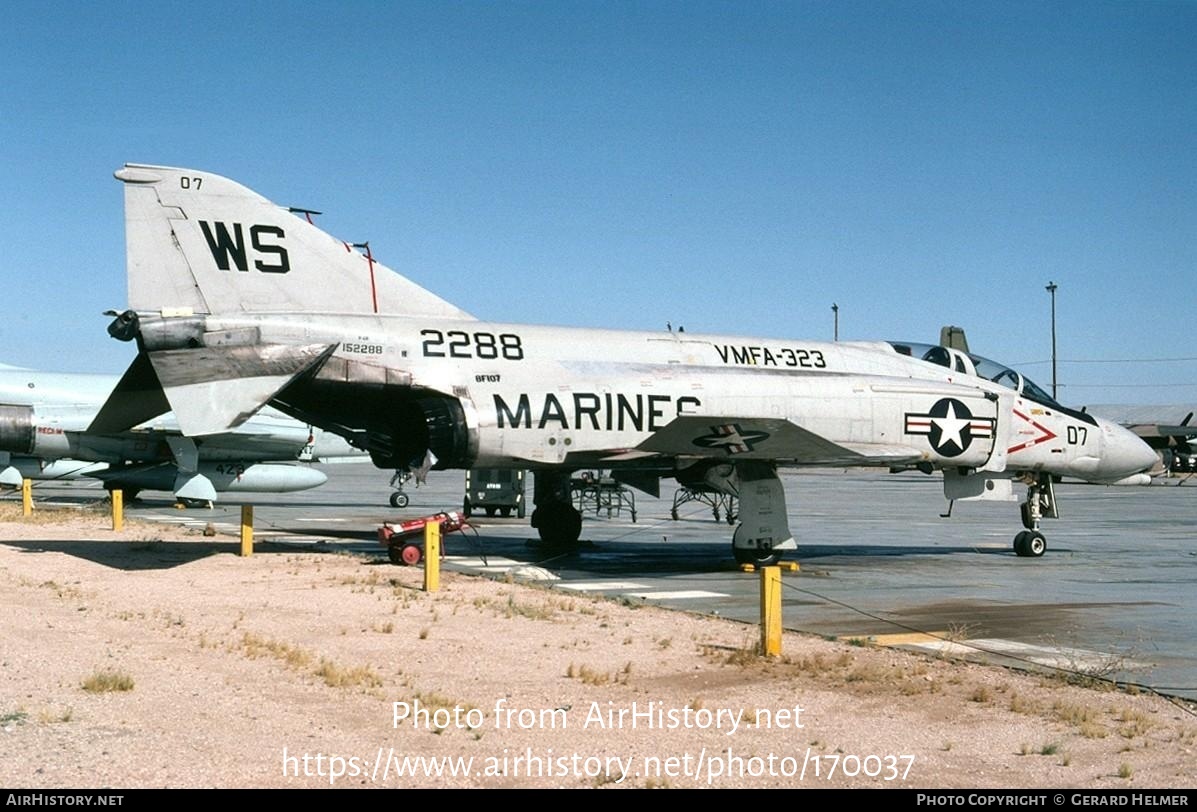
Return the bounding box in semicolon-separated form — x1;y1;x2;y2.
888;342;1062;410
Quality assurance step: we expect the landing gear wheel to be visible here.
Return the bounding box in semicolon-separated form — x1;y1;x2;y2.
533;503;583;548
389;491;409;509
733;545;781;567
1013;530;1047;558
671;507;679;520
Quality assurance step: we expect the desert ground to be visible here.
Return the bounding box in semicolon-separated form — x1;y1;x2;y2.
1;504;1194;789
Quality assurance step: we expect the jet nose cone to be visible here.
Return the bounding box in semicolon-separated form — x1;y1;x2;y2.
1099;419;1159;479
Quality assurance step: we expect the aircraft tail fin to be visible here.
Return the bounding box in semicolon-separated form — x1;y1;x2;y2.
116;163;472;319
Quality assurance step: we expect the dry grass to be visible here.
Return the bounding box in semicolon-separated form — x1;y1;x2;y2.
566;663;611;685
315;659;382;689
0;503;87;524
237;632;313;669
1117;707;1154;740
2;509;1195;789
37;707;74;724
81;669;134;693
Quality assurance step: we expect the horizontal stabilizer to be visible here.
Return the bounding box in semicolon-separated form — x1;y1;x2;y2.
92;343;334;437
148;343;335;436
89;353;170;434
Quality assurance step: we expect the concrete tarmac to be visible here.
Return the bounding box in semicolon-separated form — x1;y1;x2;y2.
20;464;1197;700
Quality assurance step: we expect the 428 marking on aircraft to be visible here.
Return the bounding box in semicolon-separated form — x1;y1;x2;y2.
715;344;828;369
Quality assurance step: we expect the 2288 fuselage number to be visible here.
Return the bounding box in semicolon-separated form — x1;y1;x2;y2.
421;330;524;361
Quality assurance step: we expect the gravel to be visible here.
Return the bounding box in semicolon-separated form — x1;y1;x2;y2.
2;509;1194;789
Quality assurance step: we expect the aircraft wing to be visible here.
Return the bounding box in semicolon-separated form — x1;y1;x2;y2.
631;416;922;466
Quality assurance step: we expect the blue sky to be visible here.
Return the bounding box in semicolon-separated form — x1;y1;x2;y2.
2;1;1194;405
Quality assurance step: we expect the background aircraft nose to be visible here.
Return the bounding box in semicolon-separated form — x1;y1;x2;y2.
1099;418;1159;479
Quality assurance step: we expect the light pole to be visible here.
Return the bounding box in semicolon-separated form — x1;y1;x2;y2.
832;303;839;341
1045;281;1058;399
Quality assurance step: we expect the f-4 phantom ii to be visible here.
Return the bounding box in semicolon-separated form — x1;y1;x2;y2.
0;362;364;502
93;164;1156;563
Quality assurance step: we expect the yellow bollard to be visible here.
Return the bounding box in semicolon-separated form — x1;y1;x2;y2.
239;505;253;557
760;565;782;657
21;479;32;516
423;520;440;592
111;489;124;532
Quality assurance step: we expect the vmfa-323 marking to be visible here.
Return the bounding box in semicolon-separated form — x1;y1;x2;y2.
94;164;1156;564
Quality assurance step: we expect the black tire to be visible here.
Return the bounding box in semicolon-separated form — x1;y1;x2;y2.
500;506;512;518
1013;530;1046;557
517;502;526;519
462;498;472;518
485;506;497;517
387;545;405;565
535;503;583;547
389;492;409;509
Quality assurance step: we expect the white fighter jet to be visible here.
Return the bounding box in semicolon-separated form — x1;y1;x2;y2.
92;164;1156;562
0;362;364;502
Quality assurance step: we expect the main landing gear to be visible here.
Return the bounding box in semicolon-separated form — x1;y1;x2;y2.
388;471;411;508
530;462;798;567
680;461;796;567
530;470;583;549
1014;473;1056;558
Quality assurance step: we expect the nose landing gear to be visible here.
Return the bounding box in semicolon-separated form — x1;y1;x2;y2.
1014;474;1056;557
